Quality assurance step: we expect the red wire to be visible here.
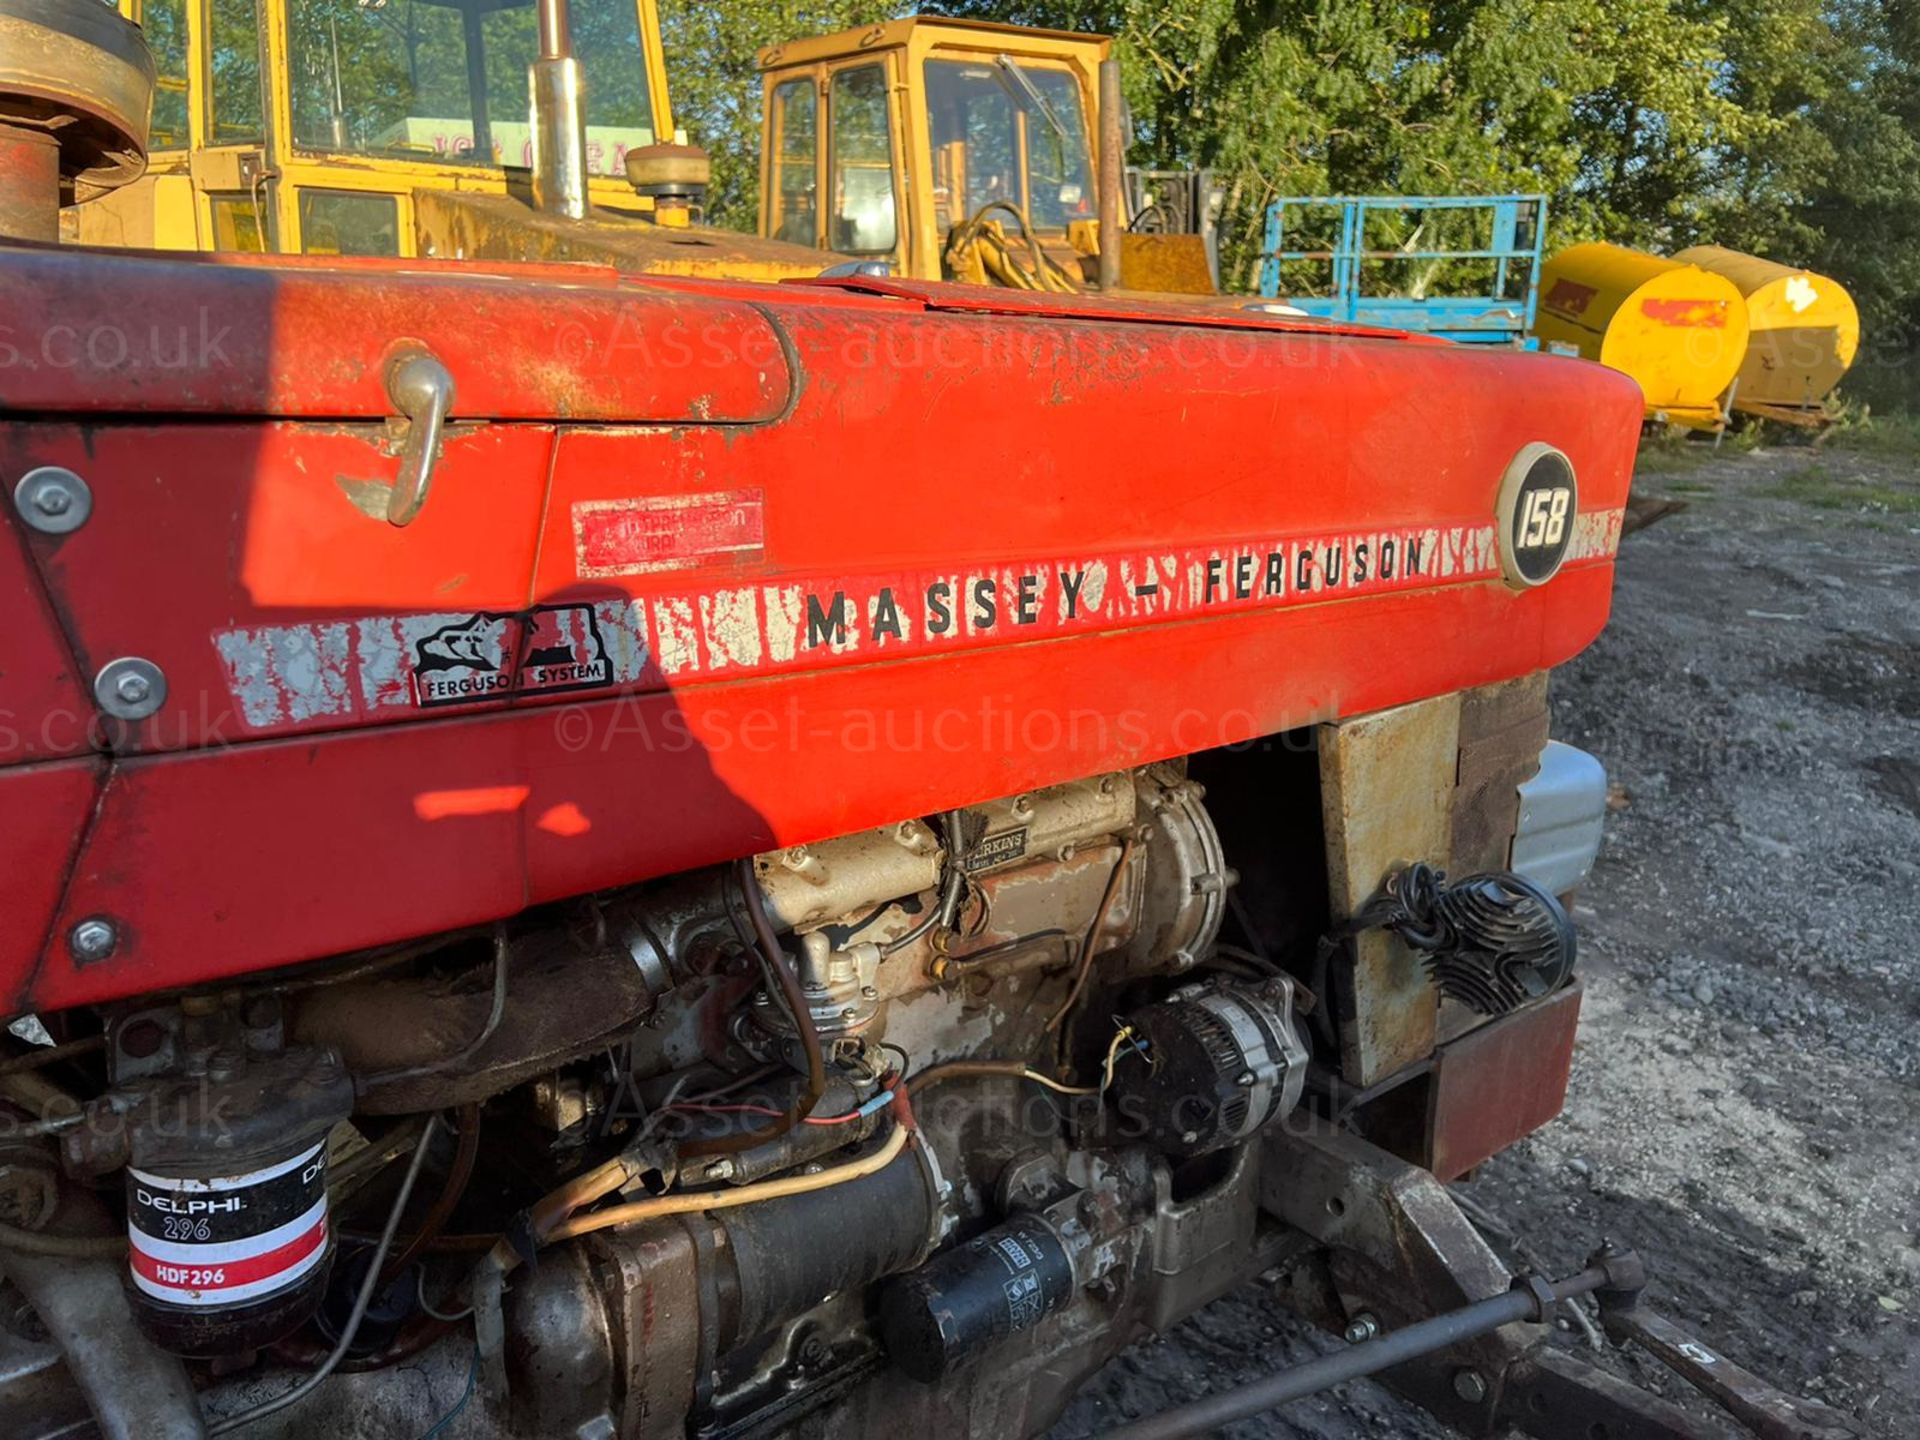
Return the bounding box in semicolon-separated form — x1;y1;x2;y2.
666;1072;898;1129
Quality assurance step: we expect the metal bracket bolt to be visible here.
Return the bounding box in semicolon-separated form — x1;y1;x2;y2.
93;657;167;721
1343;1314;1380;1344
68;918;119;965
11;466;92;535
1452;1368;1489;1403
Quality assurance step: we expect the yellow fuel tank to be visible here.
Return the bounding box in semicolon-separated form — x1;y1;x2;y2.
1671;245;1859;415
1534;242;1749;428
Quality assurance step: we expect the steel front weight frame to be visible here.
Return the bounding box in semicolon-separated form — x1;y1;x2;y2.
1253;1117;1790;1440
1594;1253;1863;1440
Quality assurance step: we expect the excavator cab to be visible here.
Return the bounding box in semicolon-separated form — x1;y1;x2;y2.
71;0;674;255
71;2;1212;289
757;17;1218;293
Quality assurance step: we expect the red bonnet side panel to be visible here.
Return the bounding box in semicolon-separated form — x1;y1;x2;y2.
0;250;1642;1012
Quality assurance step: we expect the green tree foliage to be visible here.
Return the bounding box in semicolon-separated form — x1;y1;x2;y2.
1794;0;1920;368
924;0;1785;288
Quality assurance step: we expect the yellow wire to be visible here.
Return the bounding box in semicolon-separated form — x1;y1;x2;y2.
544;1122;912;1243
545;1024;1144;1246
1099;1023;1138;1093
1017;1068;1101;1097
997;1024;1139;1098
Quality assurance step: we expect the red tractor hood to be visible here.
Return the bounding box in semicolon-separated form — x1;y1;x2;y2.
0;247;1641;1013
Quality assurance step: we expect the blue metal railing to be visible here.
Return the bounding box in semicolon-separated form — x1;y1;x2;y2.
1258;194;1548;345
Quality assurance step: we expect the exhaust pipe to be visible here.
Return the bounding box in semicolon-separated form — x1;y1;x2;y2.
1096;58;1125;292
530;0;589;219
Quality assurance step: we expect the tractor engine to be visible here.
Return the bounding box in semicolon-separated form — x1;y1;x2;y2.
1;735;1603;1440
31;762;1308;1438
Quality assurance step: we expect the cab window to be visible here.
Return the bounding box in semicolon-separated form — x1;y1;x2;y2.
208;0;264;143
140;0;191;150
923;57;1094;238
766;77;818;246
284;0;654;175
208;194;268;250
828;65;895;255
298;190;402;255
1019;68;1094;231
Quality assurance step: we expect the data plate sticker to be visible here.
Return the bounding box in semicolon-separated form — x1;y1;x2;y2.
574;490;766;578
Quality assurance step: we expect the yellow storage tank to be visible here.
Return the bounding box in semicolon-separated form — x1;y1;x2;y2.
1534;242;1750;429
1671;245;1859;419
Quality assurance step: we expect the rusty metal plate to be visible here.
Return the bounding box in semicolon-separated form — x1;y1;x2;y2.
1320;693;1462;1086
1118;233;1217;295
1428;980;1583;1182
1451;672;1552;876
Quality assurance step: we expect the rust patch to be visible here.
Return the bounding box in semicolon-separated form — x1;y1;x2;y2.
1427;980;1583;1181
1319;694;1461;1086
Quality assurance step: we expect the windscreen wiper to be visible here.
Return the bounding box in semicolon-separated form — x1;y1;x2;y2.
994;54;1070;145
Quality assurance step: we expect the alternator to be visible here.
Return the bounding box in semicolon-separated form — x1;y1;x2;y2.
1109;976;1308;1158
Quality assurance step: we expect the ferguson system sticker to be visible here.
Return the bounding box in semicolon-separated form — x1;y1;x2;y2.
412;603;614;708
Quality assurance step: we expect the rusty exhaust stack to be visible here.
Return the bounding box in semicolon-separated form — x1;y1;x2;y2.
530;0;589;220
0;125;59;243
1096;59;1124;293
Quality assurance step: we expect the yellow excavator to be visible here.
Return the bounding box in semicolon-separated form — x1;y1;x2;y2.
72;0;1216;291
72;0;832;279
755;17;1217;293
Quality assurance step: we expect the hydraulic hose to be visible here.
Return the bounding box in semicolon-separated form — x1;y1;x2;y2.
0;1219;124;1257
943;201;1082;292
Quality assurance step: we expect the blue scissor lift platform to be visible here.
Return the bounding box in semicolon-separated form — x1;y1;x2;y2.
1258;194;1547;345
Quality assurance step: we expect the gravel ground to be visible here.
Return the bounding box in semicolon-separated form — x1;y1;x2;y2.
1057;436;1920;1439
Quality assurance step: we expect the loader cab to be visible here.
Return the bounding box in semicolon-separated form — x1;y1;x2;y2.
71;0;674;255
757;17;1105;283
